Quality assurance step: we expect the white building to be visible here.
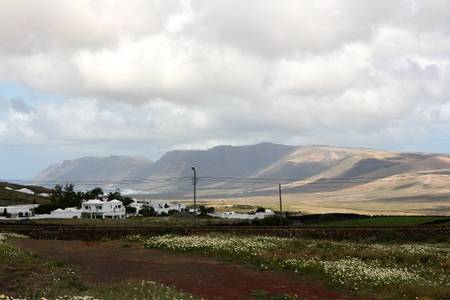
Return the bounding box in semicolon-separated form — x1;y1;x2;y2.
49;207;81;219
0;204;39;218
151;200;186;215
208;209;275;220
81;199;125;219
130;199;187;215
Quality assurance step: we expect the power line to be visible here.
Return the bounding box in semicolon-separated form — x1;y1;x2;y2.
3;171;449;187
2;177;192;185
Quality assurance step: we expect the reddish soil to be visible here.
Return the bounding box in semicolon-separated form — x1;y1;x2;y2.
13;240;352;300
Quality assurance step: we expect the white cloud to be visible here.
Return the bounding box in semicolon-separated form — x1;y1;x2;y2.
1;0;450;167
0;0;181;54
72;35;266;102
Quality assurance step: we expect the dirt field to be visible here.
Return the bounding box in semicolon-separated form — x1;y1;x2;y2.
193;191;450;216
12;239;352;300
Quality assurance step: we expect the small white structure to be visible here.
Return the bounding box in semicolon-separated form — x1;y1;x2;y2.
208;209;275;220
131;199;186;216
188;208;201;215
0;204;39;218
16;188;34;195
49;207;81;219
151;200;186;215
81;199;125;219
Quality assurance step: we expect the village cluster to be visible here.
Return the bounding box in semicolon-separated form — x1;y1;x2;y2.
0;197;189;220
0;187;275;220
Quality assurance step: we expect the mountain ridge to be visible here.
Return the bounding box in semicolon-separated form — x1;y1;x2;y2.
33;143;450;199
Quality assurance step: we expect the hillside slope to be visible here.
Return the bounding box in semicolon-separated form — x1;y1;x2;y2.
0;182;52;206
35;143;296;184
35;156;152;182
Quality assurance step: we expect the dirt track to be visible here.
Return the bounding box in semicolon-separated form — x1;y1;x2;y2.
13;239;352;300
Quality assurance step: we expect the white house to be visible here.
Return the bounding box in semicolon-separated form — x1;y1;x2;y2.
81;199;125;219
150;200;186;215
0;204;39;218
130;199;187;215
208;209;275;220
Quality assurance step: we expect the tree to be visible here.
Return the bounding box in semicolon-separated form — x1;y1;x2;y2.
256;207;266;213
139;206;156;217
50;184;64;204
121;196;133;207
126;206;137;215
83;187;104;200
50;184;81;208
167;209;180;216
107;189;122;201
35;204;61;215
107;189;133;207
90;187;104;198
49;184;132;210
61;183;80;208
199;205;215;215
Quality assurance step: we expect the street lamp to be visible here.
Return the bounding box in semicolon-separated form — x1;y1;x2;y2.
192;166;197;219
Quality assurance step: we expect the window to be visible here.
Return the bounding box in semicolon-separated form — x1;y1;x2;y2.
84;205;90;209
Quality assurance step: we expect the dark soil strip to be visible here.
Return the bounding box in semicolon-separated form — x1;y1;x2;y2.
13;239;352;300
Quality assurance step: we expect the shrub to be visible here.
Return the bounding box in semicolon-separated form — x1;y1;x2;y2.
126;206;137;214
252;215;292;226
139;206;156;217
256;207;266;213
34;204;62;215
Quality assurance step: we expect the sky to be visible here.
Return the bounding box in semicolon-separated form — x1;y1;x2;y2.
1;0;450;179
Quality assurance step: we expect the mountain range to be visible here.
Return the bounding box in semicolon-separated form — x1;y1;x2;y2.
34;143;450;201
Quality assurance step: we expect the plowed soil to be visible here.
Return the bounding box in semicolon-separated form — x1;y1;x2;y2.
13;239;354;300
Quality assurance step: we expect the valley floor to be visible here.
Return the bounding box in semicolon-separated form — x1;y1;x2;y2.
195;191;450;216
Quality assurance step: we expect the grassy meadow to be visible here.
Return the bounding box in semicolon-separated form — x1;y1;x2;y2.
303;216;450;227
4;214;243;227
140;234;450;300
3;213;449;230
0;233;197;300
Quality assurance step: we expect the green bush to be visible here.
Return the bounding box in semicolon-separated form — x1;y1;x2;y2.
139;206;156;217
34;204;62;215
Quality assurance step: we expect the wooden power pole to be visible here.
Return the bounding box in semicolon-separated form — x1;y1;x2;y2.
278;183;283;226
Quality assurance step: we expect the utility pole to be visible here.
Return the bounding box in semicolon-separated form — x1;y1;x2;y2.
192;166;197;223
278;183;283;226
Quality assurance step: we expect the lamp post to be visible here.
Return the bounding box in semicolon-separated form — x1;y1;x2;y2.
192;166;197;220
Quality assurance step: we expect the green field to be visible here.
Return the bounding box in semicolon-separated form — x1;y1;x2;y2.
5;214;449;228
2;231;450;299
141;234;450;300
0;214;243;227
0;233;197;300
305;216;450;227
